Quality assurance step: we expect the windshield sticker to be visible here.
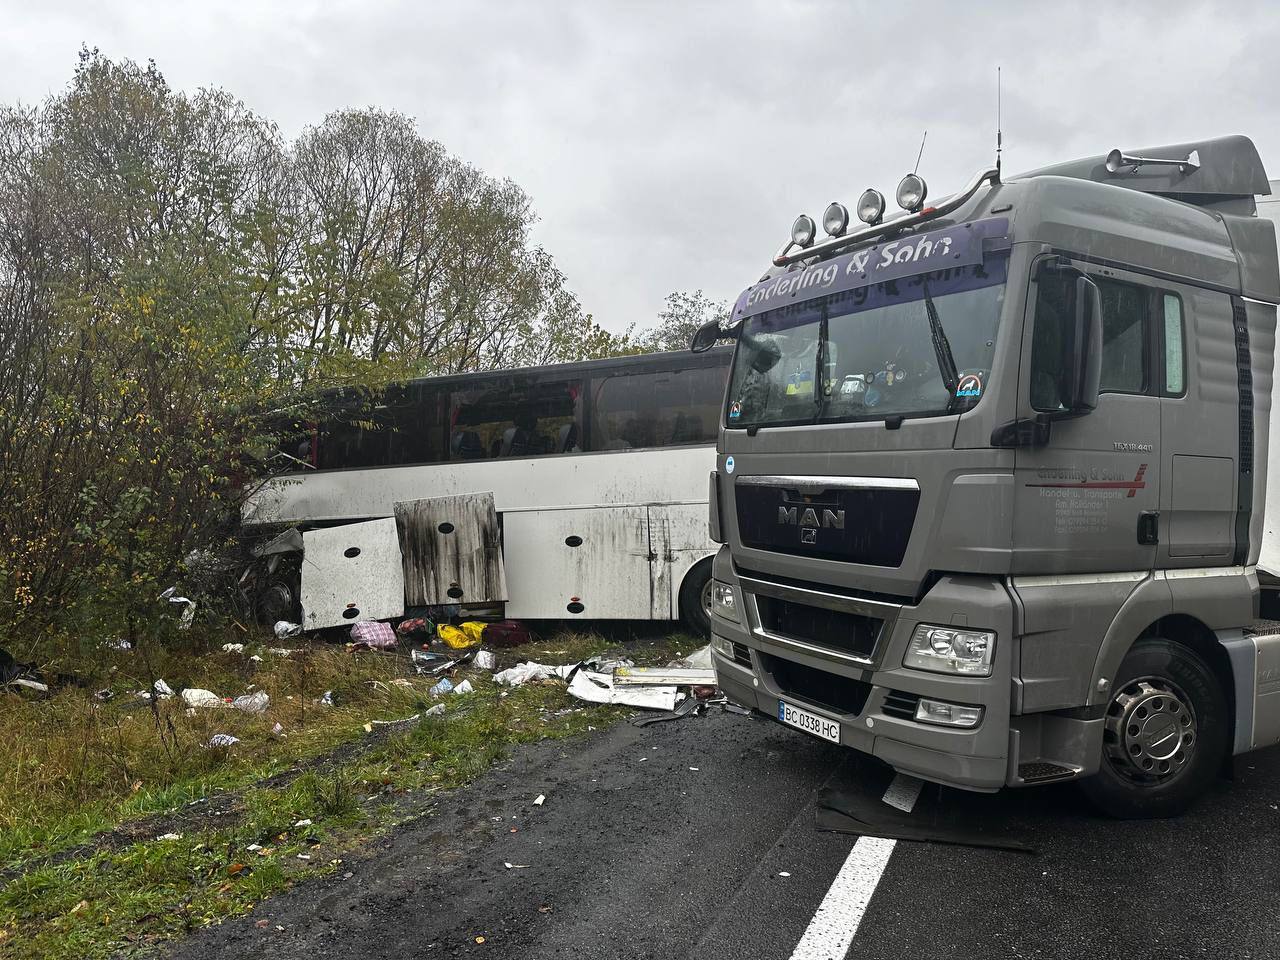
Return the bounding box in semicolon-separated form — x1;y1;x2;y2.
955;372;983;398
732;216;1009;323
728;400;742;421
784;368;814;397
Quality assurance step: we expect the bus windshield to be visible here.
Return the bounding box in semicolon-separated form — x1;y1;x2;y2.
725;258;1007;429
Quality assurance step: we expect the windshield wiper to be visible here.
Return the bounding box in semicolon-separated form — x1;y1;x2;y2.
922;278;960;413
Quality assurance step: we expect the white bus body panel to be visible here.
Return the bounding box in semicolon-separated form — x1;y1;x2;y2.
299;518;405;629
246;445;718;622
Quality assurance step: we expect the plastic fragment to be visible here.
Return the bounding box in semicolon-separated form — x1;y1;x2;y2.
207;734;240;748
273;621;302;639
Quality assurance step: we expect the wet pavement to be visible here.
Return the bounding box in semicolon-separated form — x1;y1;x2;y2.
167;709;1280;960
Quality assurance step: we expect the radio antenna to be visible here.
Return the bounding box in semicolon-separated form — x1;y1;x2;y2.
995;66;1003;178
913;130;928;175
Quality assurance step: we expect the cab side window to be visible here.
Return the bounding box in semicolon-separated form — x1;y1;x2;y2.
1030;268;1152;413
1097;281;1148;394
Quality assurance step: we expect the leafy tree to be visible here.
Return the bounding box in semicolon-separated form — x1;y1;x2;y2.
633;289;730;353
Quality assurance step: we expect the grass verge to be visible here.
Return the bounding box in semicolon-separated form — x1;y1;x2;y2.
0;626;696;958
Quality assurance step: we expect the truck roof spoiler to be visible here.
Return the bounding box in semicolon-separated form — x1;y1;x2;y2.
1015;135;1272;206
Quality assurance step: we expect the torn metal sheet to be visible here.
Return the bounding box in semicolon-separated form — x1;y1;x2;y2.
613;667;717;687
394;492;507;606
566;669;678;710
300;518;405;630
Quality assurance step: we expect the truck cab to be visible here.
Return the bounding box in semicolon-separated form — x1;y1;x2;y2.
700;137;1280;817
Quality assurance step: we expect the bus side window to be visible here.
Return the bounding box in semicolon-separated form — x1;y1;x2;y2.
450;378;582;460
590;366;724;451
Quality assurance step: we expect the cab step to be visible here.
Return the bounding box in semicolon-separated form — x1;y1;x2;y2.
1017;761;1079;784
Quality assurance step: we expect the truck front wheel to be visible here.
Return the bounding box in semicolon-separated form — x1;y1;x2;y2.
1079;638;1228;819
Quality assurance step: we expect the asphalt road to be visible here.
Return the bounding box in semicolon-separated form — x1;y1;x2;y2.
168;709;1280;960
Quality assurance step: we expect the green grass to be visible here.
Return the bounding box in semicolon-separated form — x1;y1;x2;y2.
0;626;697;958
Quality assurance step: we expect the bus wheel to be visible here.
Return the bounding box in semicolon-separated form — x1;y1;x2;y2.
679;562;713;637
1079;638;1228;819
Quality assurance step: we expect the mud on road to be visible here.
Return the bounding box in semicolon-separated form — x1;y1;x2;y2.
167;710;1280;960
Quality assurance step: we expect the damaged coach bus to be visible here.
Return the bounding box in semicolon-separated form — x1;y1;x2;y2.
243;348;731;635
697;136;1280;817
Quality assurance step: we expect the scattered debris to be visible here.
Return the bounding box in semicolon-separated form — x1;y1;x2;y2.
273;621;302;640
94;688;114;702
160;586;196;630
296;854;311;861
395;617;434;640
317;690;334;707
424;703;446;717
221;643;245;654
350;620;397;650
181;688;225;709
207;734;240;748
503;862;529;869
437;621;486;650
633;695;703;726
294;819;312;828
814;788;1035;853
779;871;791;878
156;833;183;842
533;794;545;806
267;647;297;657
430;678;454;697
453;679;474;696
7;677;49;695
232;691;270;714
102;638;132;650
474;649;497;671
494;662;563;686
684;645;713;669
371;714;420;727
411;647;473;677
482;620;532;647
613;666;716;687
567;668;677;710
153;679;175;699
271;722;285;736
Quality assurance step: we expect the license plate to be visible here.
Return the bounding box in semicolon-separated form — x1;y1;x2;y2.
778;699;840;743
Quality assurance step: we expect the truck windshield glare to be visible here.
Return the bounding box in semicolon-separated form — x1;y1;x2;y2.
725;257;1007;428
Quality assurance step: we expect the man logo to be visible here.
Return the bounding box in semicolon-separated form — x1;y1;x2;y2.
800;528;817;544
777;505;845;530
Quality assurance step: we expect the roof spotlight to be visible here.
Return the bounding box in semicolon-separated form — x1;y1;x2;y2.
896;173;928;212
790;214;817;248
822;201;850;238
856;188;885;225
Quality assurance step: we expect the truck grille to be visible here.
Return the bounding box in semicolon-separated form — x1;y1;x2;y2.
755;595;881;660
761;652;872;716
735;481;919;567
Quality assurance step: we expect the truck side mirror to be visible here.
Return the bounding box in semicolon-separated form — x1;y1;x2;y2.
689;318;722;353
1066;275;1103;413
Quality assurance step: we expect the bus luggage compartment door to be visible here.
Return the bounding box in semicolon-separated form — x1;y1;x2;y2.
394;492;508;606
502;506;655;620
299;518;406;630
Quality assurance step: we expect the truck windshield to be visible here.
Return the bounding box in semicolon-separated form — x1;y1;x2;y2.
725;257;1007;428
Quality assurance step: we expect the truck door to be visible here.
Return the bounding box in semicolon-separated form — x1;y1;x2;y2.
1156;288;1240;564
1012;259;1166;711
1013;259;1162;575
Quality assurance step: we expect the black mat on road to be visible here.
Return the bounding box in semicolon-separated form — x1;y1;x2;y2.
815;787;1035;853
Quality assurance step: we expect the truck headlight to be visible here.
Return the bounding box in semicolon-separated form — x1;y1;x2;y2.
903;625;995;677
710;581;740;623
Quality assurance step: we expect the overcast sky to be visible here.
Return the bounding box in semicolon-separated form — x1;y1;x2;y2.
2;0;1278;333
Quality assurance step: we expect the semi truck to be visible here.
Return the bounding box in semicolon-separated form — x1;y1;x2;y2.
694;136;1280;817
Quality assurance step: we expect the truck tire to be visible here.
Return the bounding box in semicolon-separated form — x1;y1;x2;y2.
679;561;713;637
1079;637;1228;819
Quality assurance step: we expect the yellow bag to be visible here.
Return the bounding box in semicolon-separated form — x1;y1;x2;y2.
437;621;486;650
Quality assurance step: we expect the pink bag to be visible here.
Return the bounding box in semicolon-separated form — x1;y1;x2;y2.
350;620;397;650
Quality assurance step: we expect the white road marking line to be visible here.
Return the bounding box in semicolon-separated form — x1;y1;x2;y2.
789;774;923;960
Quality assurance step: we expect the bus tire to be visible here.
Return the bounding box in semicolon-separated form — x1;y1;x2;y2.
1078;637;1228;820
679;561;713;637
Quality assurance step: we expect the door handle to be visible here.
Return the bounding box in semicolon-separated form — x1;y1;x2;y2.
1137;511;1160;546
